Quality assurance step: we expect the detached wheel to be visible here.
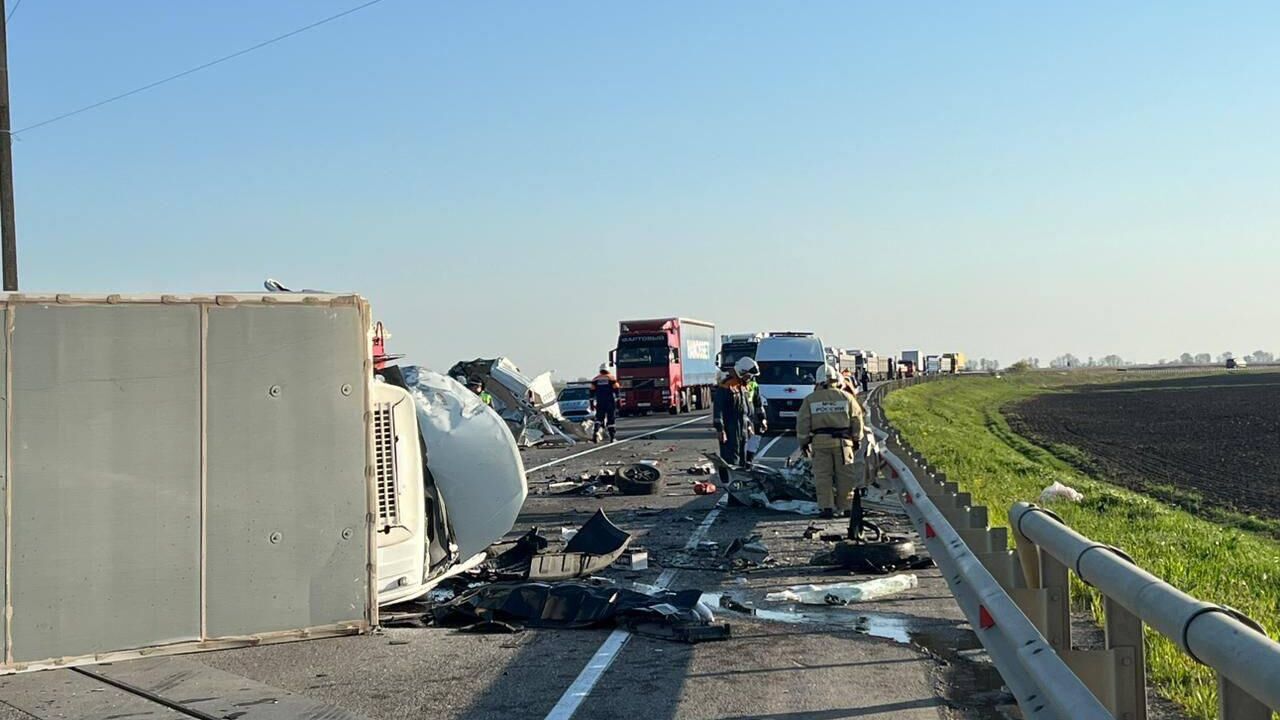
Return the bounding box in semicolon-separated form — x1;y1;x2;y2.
617;464;665;495
833;537;917;571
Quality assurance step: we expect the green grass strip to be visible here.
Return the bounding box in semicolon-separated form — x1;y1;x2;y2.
882;371;1280;719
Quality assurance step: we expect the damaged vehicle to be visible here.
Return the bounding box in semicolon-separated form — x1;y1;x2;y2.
261;281;530;607
449;357;596;447
371;365;528;606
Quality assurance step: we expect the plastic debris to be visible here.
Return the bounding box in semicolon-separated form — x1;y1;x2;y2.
1040;481;1084;504
687;462;715;475
723;535;770;568
615;550;649;570
487;510;631;581
447;357;595;448
764;574;919;606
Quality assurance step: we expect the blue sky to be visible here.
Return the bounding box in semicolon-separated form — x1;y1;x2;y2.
9;2;1279;375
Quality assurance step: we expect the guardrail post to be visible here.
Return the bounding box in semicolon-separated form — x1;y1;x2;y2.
1219;675;1271;719
1039;551;1072;651
1103;596;1146;720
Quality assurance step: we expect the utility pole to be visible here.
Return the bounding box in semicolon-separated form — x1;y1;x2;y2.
0;0;18;291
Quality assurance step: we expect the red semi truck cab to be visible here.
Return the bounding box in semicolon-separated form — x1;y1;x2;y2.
611;318;718;415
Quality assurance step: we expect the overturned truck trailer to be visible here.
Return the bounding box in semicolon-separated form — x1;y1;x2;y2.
0;293;525;674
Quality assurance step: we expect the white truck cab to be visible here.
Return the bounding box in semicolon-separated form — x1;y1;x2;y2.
373;369;527;607
755;332;827;429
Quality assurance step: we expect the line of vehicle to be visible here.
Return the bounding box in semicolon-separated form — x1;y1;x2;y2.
524;414;711;474
544;501;723;720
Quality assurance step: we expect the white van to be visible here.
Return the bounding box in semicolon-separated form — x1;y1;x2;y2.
756;332;827;428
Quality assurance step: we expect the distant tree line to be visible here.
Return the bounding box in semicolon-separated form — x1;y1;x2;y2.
1033;350;1275;369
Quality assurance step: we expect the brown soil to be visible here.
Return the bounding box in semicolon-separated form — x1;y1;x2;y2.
1006;372;1280;520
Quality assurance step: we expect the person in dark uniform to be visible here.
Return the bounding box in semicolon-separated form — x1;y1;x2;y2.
590;363;621;442
712;357;766;482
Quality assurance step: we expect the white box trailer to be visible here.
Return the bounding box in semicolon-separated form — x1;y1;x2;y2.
0;293;525;674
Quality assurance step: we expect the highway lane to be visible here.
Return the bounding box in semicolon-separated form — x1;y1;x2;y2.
0;406;1004;720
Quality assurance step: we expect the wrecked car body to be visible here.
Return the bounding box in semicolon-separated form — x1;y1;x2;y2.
448;357;596;447
372;366;527;606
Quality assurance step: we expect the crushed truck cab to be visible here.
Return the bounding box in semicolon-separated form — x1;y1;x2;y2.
374;367;528;607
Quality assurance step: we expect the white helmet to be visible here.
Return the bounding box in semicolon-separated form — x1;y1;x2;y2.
599;363;610;373
733;357;760;378
818;363;841;385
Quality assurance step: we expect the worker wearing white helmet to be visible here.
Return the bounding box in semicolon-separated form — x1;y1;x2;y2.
796;363;865;519
712;357;766;481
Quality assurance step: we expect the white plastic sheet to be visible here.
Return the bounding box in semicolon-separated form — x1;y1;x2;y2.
1039;481;1084;504
765;574;919;605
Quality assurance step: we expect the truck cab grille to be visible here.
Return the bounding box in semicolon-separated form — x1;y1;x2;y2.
373;402;399;529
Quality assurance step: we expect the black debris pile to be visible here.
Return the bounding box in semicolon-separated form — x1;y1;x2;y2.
809;536;933;574
428;581;730;643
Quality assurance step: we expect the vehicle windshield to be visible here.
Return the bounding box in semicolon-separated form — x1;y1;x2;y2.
757;361;823;386
719;344;757;368
559;386;591;401
616;341;671;367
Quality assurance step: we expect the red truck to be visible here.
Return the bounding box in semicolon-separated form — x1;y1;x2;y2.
611;318;718;415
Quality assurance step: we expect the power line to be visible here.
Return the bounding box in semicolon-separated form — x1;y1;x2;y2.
6;0;23;23
12;0;387;136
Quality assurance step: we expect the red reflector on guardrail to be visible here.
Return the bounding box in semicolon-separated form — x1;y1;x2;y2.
925;523;936;538
979;605;996;630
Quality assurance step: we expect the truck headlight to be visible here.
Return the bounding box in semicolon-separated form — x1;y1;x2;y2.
654;378;668;387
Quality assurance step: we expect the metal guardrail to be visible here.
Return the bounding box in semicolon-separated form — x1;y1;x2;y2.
871;377;1280;720
865;382;1111;719
1010;502;1280;719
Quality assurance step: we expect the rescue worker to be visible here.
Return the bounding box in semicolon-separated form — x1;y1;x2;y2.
796;363;865;519
713;357;766;482
468;379;493;406
858;367;870;393
590;363;621;442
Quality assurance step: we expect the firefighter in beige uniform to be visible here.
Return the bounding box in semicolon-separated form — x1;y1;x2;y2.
796;363;865;519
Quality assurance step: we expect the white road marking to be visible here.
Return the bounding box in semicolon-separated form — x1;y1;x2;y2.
754;433;785;461
543;504;723;720
525;414;710;475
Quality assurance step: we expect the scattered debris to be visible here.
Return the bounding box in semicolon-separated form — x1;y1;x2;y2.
488;510;632;581
693;481;718;495
723;535;771;568
430;581;729;643
447;357;595;448
765;574;919;606
717;594;756;615
1040;481;1084;504
686;462;715;475
615;550;649;571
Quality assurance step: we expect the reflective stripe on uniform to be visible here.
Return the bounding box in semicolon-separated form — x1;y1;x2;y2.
810;400;849;414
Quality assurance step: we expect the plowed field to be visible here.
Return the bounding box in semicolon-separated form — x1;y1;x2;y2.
1007;372;1280;519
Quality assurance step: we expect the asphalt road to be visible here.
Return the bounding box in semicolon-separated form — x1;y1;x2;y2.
0;407;1014;720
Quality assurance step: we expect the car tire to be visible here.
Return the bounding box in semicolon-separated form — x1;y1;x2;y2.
832;537;917;570
617;464;664;496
